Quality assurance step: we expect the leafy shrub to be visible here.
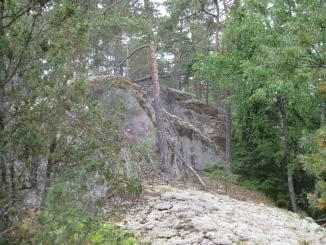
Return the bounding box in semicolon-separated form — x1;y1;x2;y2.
7;205;138;244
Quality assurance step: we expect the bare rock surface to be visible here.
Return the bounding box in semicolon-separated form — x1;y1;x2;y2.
162;88;225;170
90;78;226;171
118;184;326;245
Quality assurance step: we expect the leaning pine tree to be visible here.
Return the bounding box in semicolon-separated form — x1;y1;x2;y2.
144;0;170;180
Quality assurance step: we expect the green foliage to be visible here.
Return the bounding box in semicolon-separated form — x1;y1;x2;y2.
300;126;326;213
8;208;138;245
0;1;145;241
195;0;325;218
89;224;138;245
205;164;239;184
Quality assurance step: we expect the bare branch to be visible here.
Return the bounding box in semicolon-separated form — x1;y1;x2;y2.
297;56;325;67
174;150;206;191
132;74;171;83
199;0;218;18
117;45;150;67
178;9;201;21
132;74;151;83
103;0;123;16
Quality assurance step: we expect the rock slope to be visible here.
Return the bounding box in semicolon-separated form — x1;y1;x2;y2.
90;78;226;172
118;185;325;245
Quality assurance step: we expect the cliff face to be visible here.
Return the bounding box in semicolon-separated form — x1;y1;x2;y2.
14;78;226;209
161;88;225;170
91;77;226;171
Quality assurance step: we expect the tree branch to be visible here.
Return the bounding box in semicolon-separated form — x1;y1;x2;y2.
199;0;218;18
297;56;325;67
5;16;37;84
178;9;201;21
3;4;32;28
132;74;171;83
174;150;206;191
103;0;123;16
117;45;149;67
132;74;151;83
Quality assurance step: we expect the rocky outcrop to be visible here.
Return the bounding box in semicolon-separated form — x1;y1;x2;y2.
90;77;156;146
90;77;226;171
118;184;326;245
162;88;225;170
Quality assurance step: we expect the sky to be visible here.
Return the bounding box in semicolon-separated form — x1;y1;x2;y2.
153;0;168;16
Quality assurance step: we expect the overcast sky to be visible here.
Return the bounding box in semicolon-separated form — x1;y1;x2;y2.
152;0;168;16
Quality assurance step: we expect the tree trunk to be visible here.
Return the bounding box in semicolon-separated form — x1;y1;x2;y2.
321;101;325;124
145;0;170;180
114;33;121;76
223;0;228;15
0;161;6;197
177;77;182;90
205;81;209;104
279;97;298;213
0;0;5;131
41;138;57;209
125;41;130;79
176;51;182;90
195;80;199;98
8;160;15;206
213;0;221;52
225;91;232;175
30;161;38;189
198;82;202;100
0;87;5;197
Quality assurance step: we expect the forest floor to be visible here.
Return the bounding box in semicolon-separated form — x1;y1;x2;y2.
115;178;326;245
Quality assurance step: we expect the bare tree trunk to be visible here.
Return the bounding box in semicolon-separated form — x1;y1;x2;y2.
9;161;16;206
223;0;228;15
0;0;5;133
279;97;298;213
195;80;199;98
114;33;121;76
213;0;221;52
198;82;202;100
321;101;325;124
145;0;170;180
8;160;15;206
205;81;209;104
0;162;6;197
184;68;190;92
41;138;57;209
178;78;182;90
30;161;38;189
175;52;182;90
225;92;232;175
177;22;183;90
0;86;5;197
125;42;129;78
